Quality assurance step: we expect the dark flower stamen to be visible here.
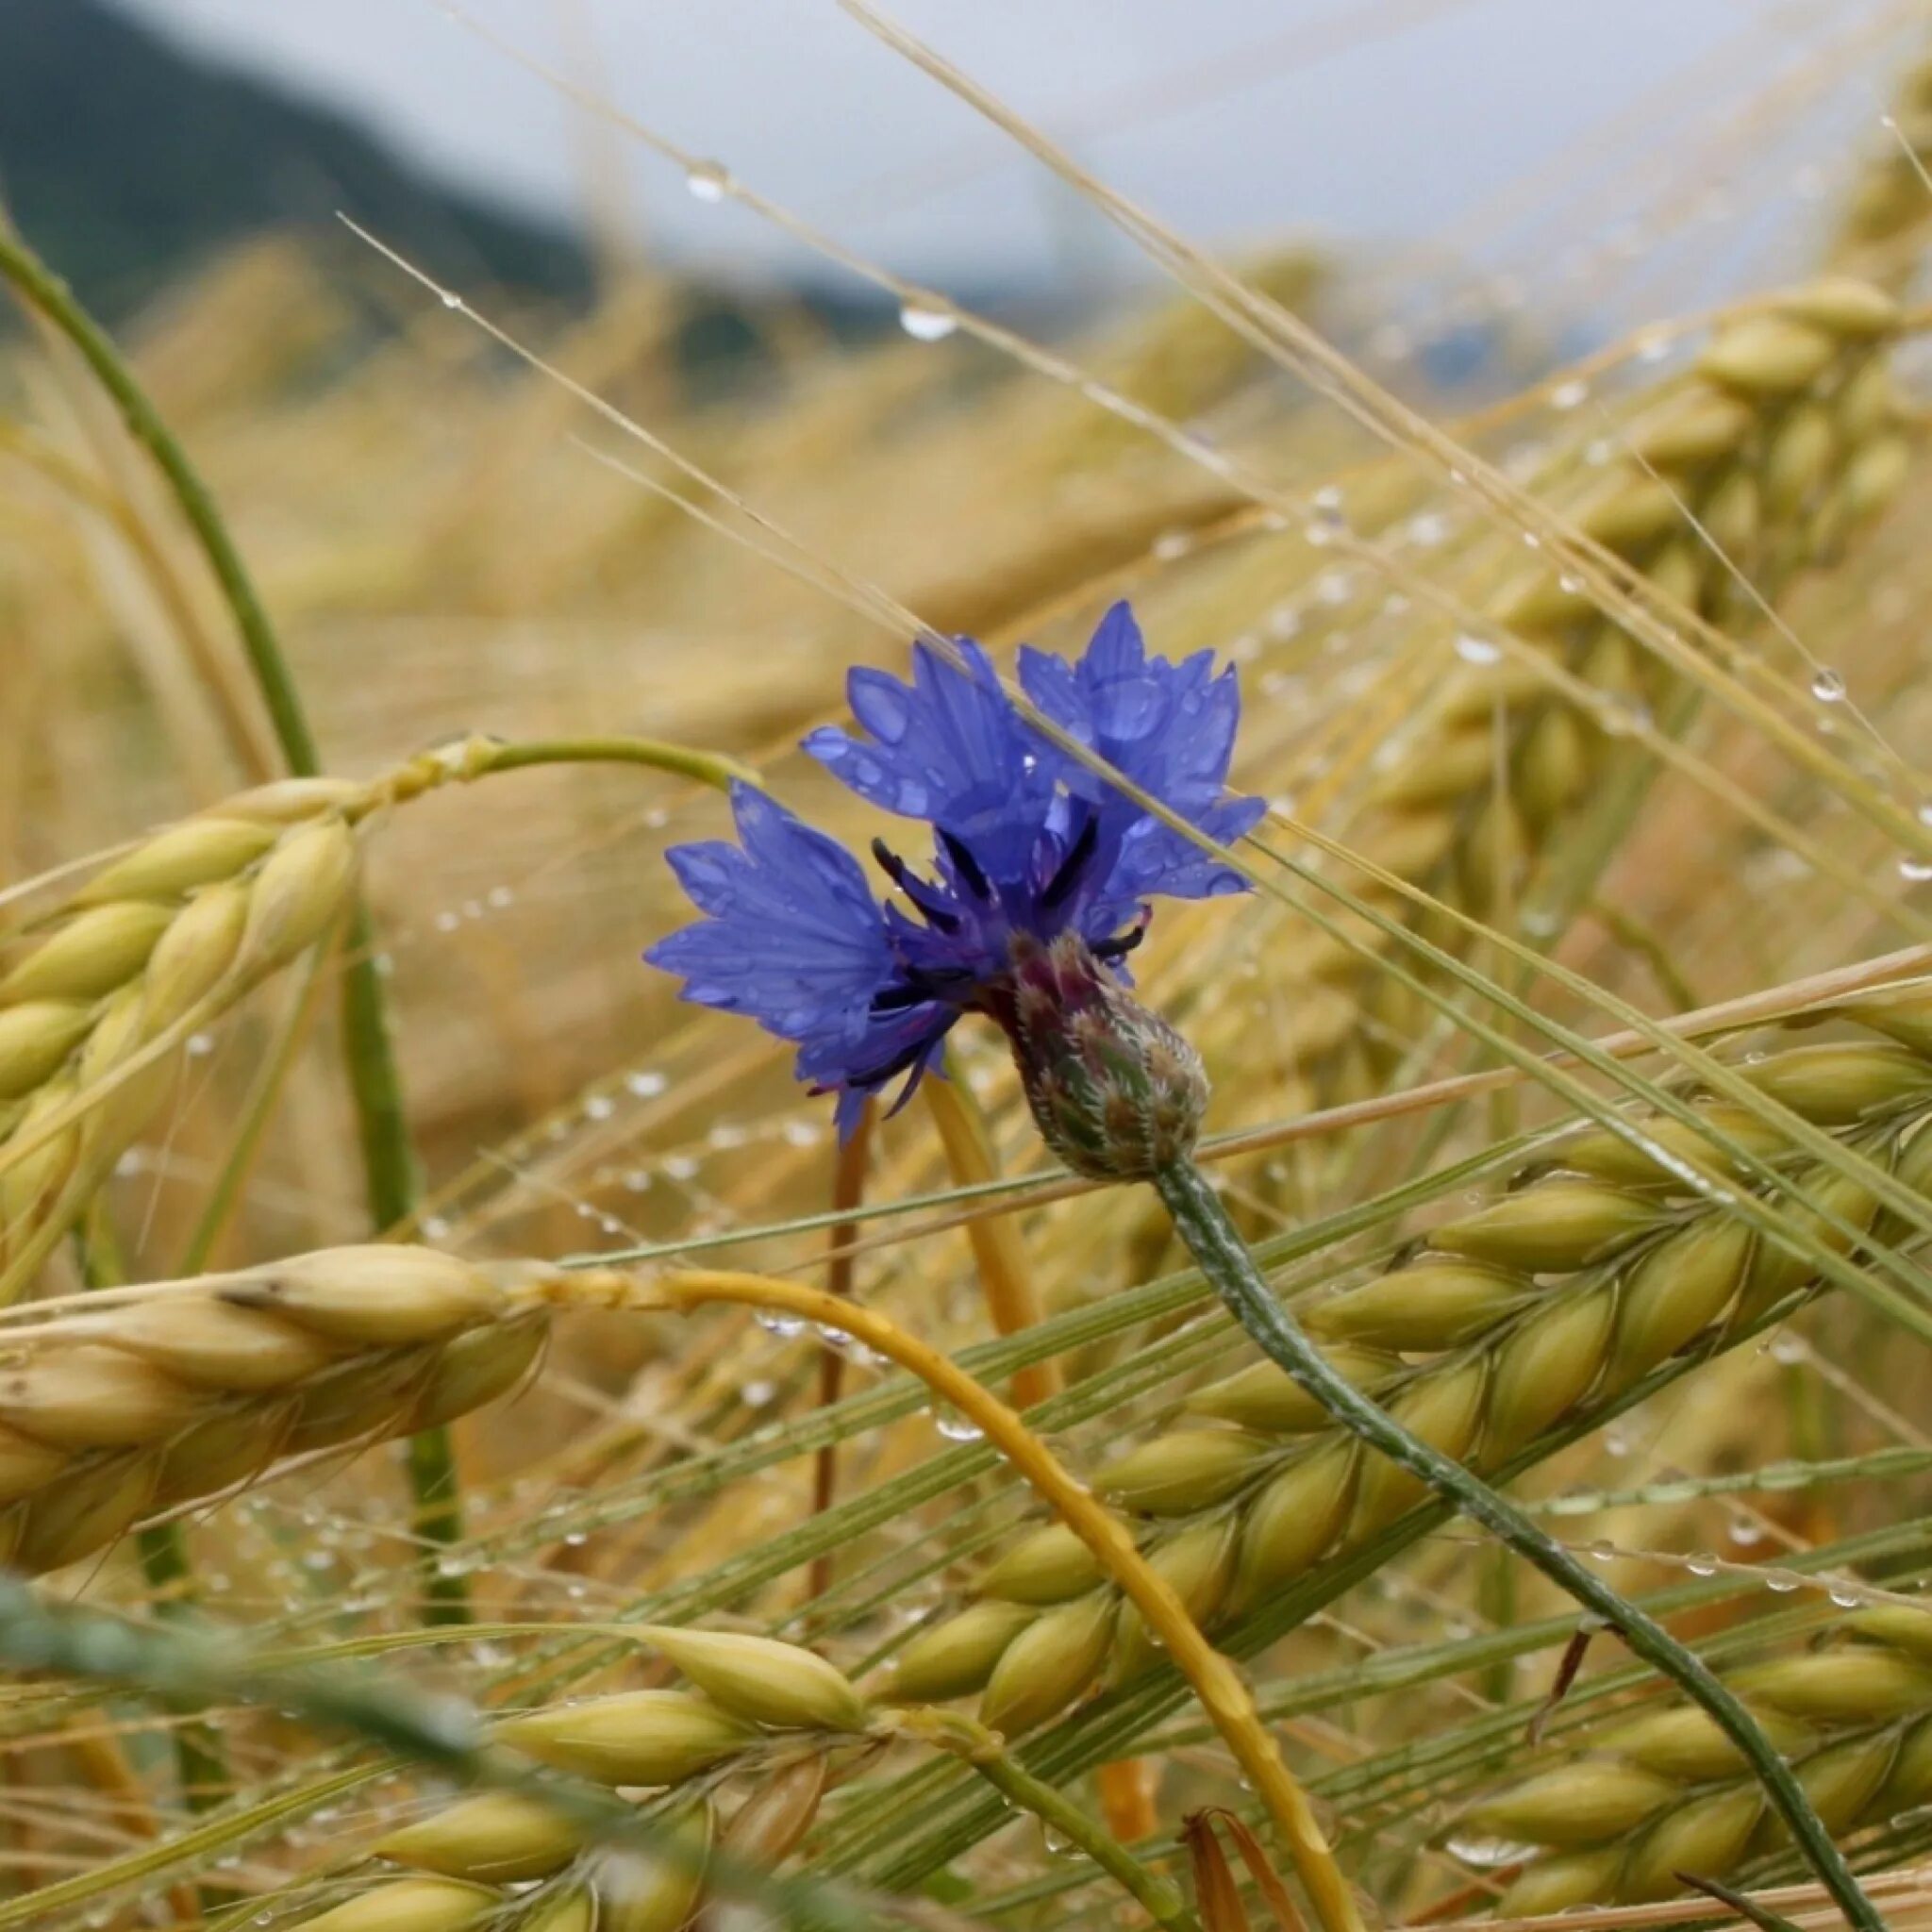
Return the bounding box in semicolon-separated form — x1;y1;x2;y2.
872;838;960;932
939;829;991;901
1039;813;1099;911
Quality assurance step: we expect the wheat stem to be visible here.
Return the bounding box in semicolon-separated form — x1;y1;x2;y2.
72;1211;231;1825
628;1266;1368;1932
1149;1156;1881;1932
0;224;461;1620
924;1072;1060;1406
900;1707;1198;1932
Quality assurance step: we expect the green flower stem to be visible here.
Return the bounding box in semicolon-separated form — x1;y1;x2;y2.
0;225;464;1622
1150;1154;1883;1932
897;1708;1199;1932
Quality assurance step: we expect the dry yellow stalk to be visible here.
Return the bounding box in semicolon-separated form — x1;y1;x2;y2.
888;989;1932;1732
1473;1611;1932;1911
1208;278;1910;1115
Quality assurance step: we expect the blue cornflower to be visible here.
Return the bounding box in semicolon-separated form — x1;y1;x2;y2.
644;603;1262;1139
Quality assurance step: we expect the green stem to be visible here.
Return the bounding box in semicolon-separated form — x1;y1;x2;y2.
475;734;760;789
904;1709;1198;1932
0;225;466;1622
1150;1155;1882;1932
0;228;318;770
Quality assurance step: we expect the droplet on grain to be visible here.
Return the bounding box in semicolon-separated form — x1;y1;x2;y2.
685;160;730;203
899;301;958;342
1809;668;1847;703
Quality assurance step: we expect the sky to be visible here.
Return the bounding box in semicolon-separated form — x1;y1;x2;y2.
113;0;1893;297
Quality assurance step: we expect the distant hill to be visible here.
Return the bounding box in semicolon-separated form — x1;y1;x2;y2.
0;0;593;320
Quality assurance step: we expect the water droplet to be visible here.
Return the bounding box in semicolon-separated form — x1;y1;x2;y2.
1315;568;1355;606
1447;1833;1539;1869
1766;1573;1801;1593
1305;486;1348;544
1810;668;1847;703
1830;1586;1860;1608
1686;1552;1719;1576
1603;1427;1631;1458
742;1379;776;1407
1635;328;1671;363
933;1408;985;1442
1455;633;1501;666
584;1094;616;1123
1151;529;1192;561
757;1312;808;1340
626;1070;668;1098
1551;378;1588;411
1770;1332;1807;1365
685;161;729;202
1727;1516;1764;1547
439;288;463;311
1585;1539;1618;1561
435;909;461;933
898;301;958;342
1901;858;1932;883
1407;510;1451;547
487;885;514;910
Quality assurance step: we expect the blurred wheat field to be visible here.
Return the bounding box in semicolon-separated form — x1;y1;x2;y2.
6;5;1932;1929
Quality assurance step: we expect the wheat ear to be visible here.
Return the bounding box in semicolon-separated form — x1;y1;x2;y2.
1470;1607;1932;1912
887;989;1932;1733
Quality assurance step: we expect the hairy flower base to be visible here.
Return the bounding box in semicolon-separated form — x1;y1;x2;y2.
995;932;1207;1180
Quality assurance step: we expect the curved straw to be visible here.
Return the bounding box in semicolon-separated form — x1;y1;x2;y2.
532;1265;1367;1932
